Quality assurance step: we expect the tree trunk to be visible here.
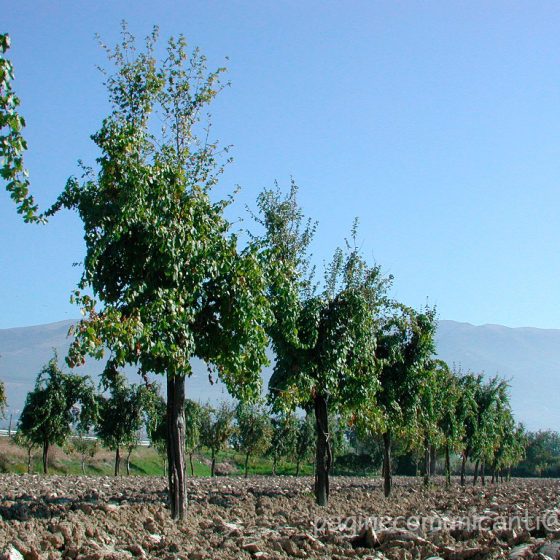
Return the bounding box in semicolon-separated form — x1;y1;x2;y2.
460;452;467;486
507;467;511;482
481;461;485;486
27;448;32;474
42;441;49;474
166;375;187;521
383;432;392;498
423;438;430;486
81;457;86;475
244;452;250;478
126;447;133;476
313;393;331;506
114;447;120;476
296;459;301;476
189;452;195;477
430;444;437;476
211;449;216;477
445;444;451;487
473;459;479;486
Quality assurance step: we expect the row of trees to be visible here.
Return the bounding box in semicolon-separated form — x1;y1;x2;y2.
1;27;527;520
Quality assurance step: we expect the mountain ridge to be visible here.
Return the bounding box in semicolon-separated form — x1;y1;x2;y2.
0;318;558;431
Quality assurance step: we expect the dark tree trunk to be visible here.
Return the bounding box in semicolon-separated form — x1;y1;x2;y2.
27;448;32;474
313;393;331;506
114;447;120;476
383;432;392;498
460;452;467;486
166;375;187;521
42;441;49;474
189;452;195;477
473;459;480;485
244;452;250;478
445;444;451;487
507;467;511;481
423;438;430;486
296;459;301;477
211;449;216;477
481;461;486;486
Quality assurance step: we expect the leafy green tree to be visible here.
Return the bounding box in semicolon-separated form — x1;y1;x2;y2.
145;393;168;474
184;399;202;476
0;34;42;222
268;412;297;475
13;431;37;474
233;402;272;477
95;370;152;476
46;26;271;519
364;304;437;497
293;413;315;476
18;355;97;474
200;402;235;476
457;371;479;485
66;430;99;475
258;186;385;505
435;367;469;486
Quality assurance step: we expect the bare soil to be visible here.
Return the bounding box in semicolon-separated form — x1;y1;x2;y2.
0;475;559;559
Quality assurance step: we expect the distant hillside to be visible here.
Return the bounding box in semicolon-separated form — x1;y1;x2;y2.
0;319;558;430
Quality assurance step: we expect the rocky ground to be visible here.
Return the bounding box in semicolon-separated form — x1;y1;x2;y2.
0;475;559;560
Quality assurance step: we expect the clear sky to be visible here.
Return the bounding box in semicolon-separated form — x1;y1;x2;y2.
2;1;560;329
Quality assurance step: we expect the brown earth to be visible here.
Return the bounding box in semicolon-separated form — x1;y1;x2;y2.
0;475;559;560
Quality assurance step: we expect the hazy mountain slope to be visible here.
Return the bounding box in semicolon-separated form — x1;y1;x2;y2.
436;321;560;431
0;319;558;430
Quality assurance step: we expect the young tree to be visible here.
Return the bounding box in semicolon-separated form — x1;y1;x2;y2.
95;369;151;476
145;393;168;475
256;186;386;505
18;355;97;474
46;26;271;519
13;431;37;474
268;412;297;475
184;399;202;476
199;402;235;476
233;402;272;477
367;304;437;497
293;413;315;476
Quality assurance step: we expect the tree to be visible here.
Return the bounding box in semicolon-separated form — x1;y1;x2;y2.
18;354;97;474
13;431;37;474
0;34;42;222
366;304;437;497
268;412;297;475
184;399;202;476
95;369;151;476
233;402;272;477
256;185;386;505
46;26;271;519
199;401;235;476
293;413;315;476
66;430;99;475
145;393;168;475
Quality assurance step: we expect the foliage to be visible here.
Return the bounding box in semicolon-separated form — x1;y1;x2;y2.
232;402;272;476
268;412;298;473
18;354;98;473
0;34;42;222
293;413;315;474
199;401;235;476
185;399;203;456
95;370;152;456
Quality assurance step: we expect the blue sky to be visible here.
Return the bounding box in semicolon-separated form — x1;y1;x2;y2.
2;1;560;329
